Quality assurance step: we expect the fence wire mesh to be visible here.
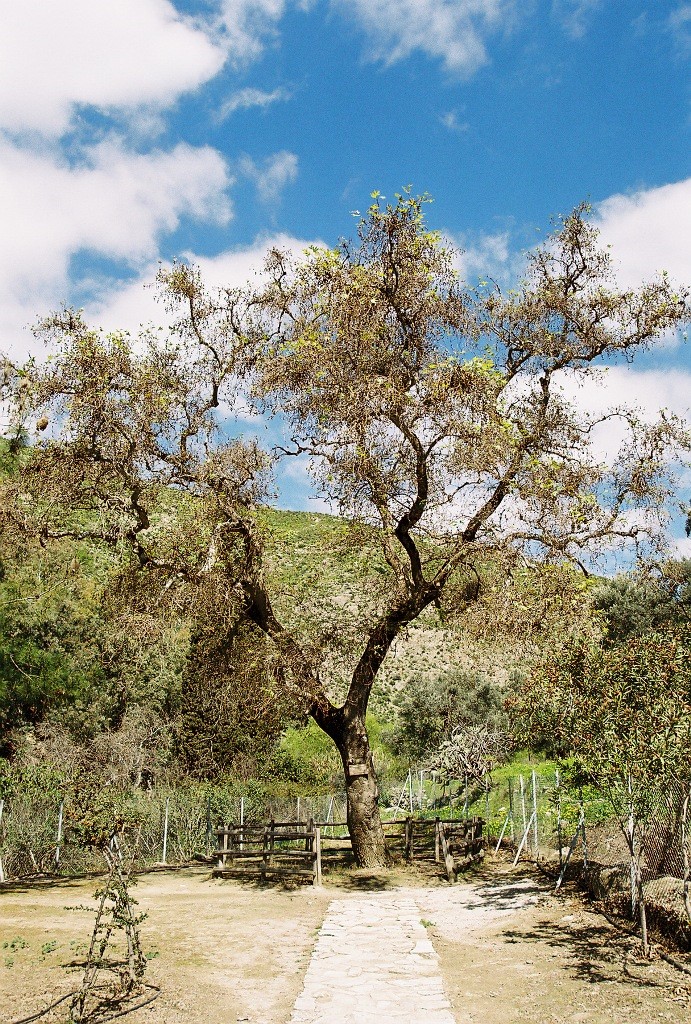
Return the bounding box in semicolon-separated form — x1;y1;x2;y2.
1;771;690;920
0;789;353;880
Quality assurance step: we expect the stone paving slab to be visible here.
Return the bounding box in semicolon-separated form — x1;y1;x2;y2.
289;892;457;1024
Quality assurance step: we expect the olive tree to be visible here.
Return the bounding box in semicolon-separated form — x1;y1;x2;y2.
2;193;689;867
510;624;691;952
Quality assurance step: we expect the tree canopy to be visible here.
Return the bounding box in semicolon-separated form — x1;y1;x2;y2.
1;192;689;865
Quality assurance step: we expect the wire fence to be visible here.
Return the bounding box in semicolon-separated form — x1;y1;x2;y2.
2;769;690;943
0;788;356;881
415;767;691;947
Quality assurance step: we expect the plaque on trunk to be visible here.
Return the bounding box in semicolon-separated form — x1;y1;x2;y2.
348;762;368;777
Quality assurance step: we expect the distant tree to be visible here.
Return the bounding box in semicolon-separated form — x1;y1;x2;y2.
393;668;505;763
591;560;691;643
0;543;108;751
1;193;689;866
427;723;512;785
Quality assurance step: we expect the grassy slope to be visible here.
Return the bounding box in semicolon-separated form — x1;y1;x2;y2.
260;508;483;712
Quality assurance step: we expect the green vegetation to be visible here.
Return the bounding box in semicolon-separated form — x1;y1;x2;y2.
0;195;689;868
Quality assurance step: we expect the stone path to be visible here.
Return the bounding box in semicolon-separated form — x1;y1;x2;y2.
289;891;457;1024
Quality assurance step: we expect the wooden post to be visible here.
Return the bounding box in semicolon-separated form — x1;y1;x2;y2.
206;795;212;857
217;826;230;871
269;819;275;867
162;797;170;864
261;827;268;882
439;823;456;883
297;796;301;824
240;797;244;851
404;816;413;861
314;826;322;886
434;817;440;863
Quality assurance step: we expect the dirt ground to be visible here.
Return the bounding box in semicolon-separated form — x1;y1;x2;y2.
1;859;690;1024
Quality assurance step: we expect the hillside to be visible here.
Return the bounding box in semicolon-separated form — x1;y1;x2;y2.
260;508;509;712
0;498;524;766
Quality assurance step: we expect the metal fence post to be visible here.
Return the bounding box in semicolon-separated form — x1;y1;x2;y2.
531;771;538;856
556;769;563;871
162;797;170;864
519;774;527;841
0;798;5;883
508;778;515;842
54;800;64;871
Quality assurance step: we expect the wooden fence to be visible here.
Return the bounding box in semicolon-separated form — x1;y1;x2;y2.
214;819;322;885
213;814;484;885
401;816;485;882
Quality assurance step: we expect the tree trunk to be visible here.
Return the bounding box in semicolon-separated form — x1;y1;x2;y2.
335;715;390;868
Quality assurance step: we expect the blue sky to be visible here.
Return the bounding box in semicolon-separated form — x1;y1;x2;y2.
0;0;690;540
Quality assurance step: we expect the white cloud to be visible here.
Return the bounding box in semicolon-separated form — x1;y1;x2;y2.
448;229;513;285
593;177;691;289
275;452;333;512
218;85;293;118
86;232;323;336
335;0;516;77
0;0;226;137
551;365;691;466
669;4;691;50
193;232;319;284
216;0;288;65
554;366;691;426
238;150;299;202
551;0;601;40
439;110;469;134
0;137;232;359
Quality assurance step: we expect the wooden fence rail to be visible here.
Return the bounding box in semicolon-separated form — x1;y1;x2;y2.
399;816;485;881
213;815;483;886
214;818;322;885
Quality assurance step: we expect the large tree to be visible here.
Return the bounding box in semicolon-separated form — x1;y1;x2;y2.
2;194;689;865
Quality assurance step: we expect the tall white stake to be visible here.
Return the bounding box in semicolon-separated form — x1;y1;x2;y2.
162;797;170;864
55;800;64;870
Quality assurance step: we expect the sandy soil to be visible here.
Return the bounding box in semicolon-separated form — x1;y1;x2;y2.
416;865;691;1024
0;867;330;1024
1;860;690;1024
